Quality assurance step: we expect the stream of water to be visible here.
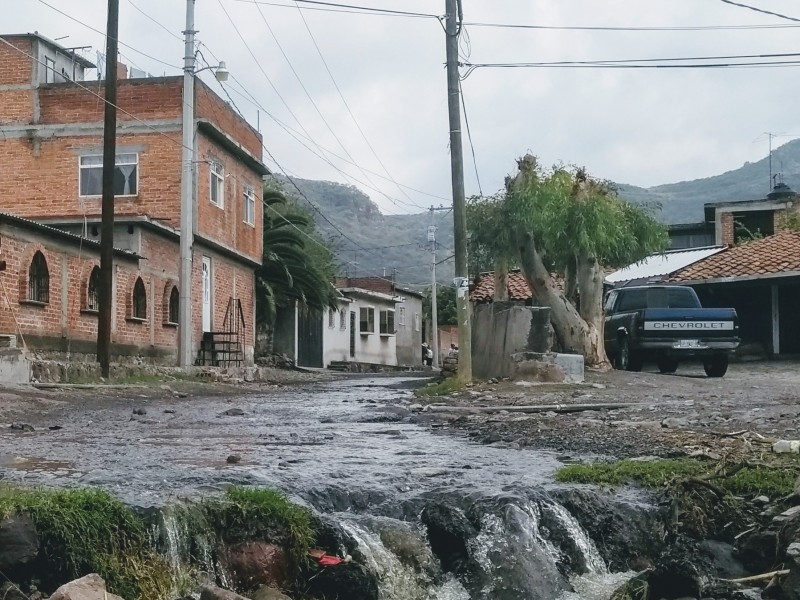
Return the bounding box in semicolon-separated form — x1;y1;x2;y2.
0;376;644;599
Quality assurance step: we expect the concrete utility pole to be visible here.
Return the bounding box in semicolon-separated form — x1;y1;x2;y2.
445;0;472;382
428;219;439;368
97;0;120;378
178;0;196;368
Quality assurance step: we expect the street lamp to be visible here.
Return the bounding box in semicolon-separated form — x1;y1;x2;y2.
178;0;229;367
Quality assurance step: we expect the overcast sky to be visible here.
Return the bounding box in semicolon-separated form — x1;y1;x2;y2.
7;0;800;214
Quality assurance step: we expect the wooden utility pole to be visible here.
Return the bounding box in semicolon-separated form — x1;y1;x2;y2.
445;0;472;382
97;0;120;378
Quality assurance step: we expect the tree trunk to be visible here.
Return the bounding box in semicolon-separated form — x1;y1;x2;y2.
518;234;610;368
564;255;578;309
576;254;611;370
494;260;509;301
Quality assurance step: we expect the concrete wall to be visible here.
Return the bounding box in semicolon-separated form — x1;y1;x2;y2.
395;293;422;366
472;302;553;379
322;300;353;366
348;295;397;366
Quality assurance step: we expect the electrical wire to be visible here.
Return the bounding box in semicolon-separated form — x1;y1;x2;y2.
247;1;427;213
458;81;482;196
126;0;184;41
462;20;800;31
35;0;182;70
291;0;427;210
236;0;440;19
717;0;800;23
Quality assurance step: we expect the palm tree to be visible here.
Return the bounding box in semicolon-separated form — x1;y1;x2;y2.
256;189;337;327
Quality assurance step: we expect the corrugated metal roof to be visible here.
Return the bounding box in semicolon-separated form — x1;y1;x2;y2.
605;246;726;284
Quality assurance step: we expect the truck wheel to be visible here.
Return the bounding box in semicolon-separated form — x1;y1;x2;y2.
703;355;729;378
617;338;642;372
657;357;679;374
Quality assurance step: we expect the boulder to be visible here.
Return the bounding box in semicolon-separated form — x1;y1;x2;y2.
0;514;39;573
217;542;289;590
49;574;125;600
304;562;378;600
200;586;252;600
251;585;292;600
420;502;477;574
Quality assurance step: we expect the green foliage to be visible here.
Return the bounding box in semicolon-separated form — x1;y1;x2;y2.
258;188;339;326
0;486;171;600
778;211;800;233
555;459;796;497
423;284;457;326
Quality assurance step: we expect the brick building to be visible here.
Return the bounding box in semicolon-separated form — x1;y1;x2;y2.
0;33;266;364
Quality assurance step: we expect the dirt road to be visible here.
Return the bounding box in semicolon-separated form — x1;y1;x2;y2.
415;360;800;459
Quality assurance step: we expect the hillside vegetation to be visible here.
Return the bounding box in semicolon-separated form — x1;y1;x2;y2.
274;139;800;283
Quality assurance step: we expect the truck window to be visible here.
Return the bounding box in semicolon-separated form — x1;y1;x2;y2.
604;291;617;313
616;287;700;311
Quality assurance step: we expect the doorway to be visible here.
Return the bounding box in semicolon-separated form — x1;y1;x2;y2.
349;311;356;358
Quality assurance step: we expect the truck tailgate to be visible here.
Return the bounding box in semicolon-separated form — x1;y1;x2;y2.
641;308;737;339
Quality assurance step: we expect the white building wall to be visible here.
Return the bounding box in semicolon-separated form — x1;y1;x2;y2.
322;300;352;366
322;291;398;367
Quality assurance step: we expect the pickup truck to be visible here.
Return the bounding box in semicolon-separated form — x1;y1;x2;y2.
604;285;739;377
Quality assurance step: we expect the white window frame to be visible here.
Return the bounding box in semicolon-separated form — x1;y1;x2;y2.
210;160;225;208
398;306;406;327
44;56;56;84
414;313;421;332
379;309;395;335
359;306;375;335
79;153;139;198
243;185;256;226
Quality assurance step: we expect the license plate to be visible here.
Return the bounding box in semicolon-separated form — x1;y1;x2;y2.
675;339;700;348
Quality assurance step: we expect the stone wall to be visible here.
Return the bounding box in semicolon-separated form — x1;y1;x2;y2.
471;302;553;380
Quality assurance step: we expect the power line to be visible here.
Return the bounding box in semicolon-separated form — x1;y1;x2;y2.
248;1;427;213
126;0;184;41
291;0;426;210
459;80;482;196
36;0;182;70
717;0;800;23
236;0;440;19
463;20;800;31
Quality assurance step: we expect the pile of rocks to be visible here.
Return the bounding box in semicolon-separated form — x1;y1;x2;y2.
441;354;458;378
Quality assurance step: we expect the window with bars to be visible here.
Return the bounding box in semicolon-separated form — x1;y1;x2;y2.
243;186;256;225
398;306;406;327
87;266;100;311
340;308;347;330
132;277;147;320
328;308;336;328
28;251;49;304
210;160;225;207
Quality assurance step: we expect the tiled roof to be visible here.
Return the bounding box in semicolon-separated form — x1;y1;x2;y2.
671;231;800;282
471;271;533;302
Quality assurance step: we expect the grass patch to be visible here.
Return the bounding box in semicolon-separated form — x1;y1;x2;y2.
556;458;796;498
414;378;465;397
207;487;315;564
0;486;171;599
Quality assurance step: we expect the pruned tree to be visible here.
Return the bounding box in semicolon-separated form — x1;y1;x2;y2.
468;155;668;368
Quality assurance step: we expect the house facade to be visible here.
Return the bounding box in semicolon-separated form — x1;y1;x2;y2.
0;33;266;364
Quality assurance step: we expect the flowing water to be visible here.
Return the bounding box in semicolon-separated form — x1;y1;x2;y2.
0;376;646;599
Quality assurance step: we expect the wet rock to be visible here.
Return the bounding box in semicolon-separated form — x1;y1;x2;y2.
200;586;252;600
736;530;779;573
217;541;289;590
0;582;28;600
661;417;689;428
0;514;39;575
647;540;709;599
9;423;33;432
49;574;125;600
420;502;477;574
132;408;147;416
754;495;770;505
48;425;63;430
304;562;378;600
698;539;747;579
251;586;291;600
226;454;242;464
221;408;245;417
164;409;176;414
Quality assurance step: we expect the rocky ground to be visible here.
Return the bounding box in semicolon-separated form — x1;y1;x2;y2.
413;360;800;460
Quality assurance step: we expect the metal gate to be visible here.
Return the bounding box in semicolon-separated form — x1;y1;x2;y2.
297;307;323;368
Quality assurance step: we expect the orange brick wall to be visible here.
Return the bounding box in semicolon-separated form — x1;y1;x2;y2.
196;133;263;263
0;133;182;224
0;223;178;358
720;213;734;246
0;37;34;85
196;81;262;159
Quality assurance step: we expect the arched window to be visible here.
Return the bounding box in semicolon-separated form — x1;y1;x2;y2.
28;251;49;303
87;266;100;311
132;277;147;319
168;286;179;324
